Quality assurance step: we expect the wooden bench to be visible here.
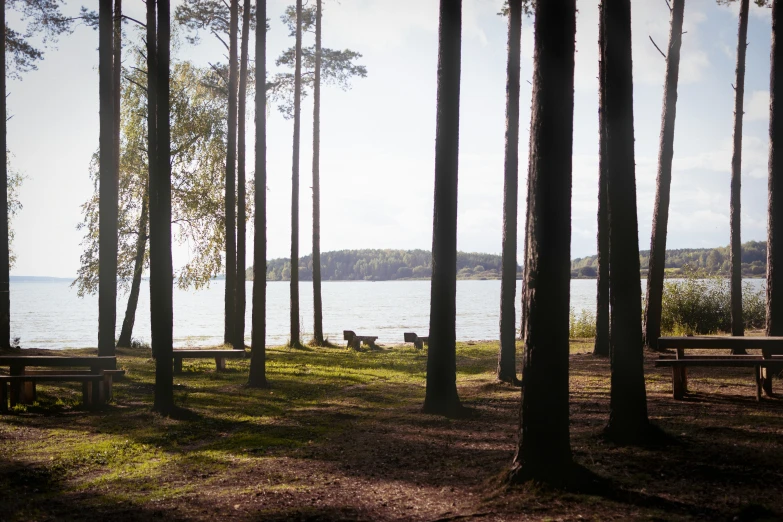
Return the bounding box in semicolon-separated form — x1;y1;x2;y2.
0;374;105;413
21;369;126;402
172;349;246;374
343;330;378;350
403;332;428;349
656;336;783;401
0;356;118;406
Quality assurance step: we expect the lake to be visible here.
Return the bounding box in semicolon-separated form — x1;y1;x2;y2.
8;278;767;349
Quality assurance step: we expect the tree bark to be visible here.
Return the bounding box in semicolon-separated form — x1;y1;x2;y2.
311;0;325;347
603;0;650;443
249;0;268;388
768;0;783;338
116;186;148;348
289;0;302;347
0;0;9;350
98;0;118;357
731;0;750;347
146;0;158;356
234;0;250;351
423;0;462;417
224;0;239;346
497;0;522;384
594;1;610;358
643;0;685;351
150;0;174;415
508;0;576;484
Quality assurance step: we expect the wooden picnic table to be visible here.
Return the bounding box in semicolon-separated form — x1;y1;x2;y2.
0;356;118;409
655;336;783;400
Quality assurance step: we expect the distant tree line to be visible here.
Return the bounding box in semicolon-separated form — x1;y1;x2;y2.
571;240;768;278
249;249;523;281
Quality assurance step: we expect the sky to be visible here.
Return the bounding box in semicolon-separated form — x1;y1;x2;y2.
5;0;777;278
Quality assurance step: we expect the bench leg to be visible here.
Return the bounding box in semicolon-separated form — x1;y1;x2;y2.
20;381;35;405
104;376;113;402
94;380;104;407
756;366;763;402
672;366;685;400
82;381;92;407
215;357;226;372
0;382;7;413
681;367;688;394
173;358;183;375
414;340;423;350
762;367;774;397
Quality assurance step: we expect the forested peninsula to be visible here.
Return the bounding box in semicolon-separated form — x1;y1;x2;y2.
245;241;769;282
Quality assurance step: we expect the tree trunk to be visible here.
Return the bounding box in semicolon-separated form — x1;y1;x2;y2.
116;186;148;348
593;0;610;358
289;0;302;347
508;0;576;484
0;0;9;350
249;0;268;388
234;0;250;351
98;0;118;357
423;0;462;418
603;0;650;443
497;0;522;384
311;0;325;347
146;0;158;357
643;0;685;351
768;0;783;337
766;0;783;397
224;0;239;346
731;0;750;348
150;0;174;415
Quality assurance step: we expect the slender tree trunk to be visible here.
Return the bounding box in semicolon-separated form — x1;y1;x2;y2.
603;0;650;443
146;0;158;357
249;0;268;388
224;0;239;346
508;0;576;484
98;0;118;357
311;0;325;347
0;0;9;351
150;0;174;415
234;0;250;351
497;0;522;384
290;0;302;347
423;0;462;418
117;187;148;348
766;0;783;397
594;1;610;357
731;0;750;347
643;0;685;351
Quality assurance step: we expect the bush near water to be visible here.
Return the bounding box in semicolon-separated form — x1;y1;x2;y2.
568;267;766;338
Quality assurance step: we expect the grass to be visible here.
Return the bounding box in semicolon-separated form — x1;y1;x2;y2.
0;339;782;521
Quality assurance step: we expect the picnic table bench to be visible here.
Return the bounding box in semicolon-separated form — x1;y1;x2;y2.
343;330;378;350
655;336;783;401
403;332;428;349
0;356;120;411
172;349;246;374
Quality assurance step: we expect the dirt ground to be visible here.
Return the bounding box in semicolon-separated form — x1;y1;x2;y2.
1;341;782;521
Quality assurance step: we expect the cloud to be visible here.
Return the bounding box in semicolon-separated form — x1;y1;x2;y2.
746;90;770;122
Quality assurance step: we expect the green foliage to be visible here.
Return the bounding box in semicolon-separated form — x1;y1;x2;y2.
5;0;72;78
253;249;521;282
6;159;23;270
569;308;597;339
174;0;260;48
268;4;367;119
572;240;769;278
498;0;535;17
75;45;238;297
659;267;766;335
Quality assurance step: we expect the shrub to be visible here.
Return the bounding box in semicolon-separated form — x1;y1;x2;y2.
660;266;765;335
569;308;597;339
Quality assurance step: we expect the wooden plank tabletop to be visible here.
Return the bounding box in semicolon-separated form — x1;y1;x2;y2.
0;356;116;368
658;336;783;350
